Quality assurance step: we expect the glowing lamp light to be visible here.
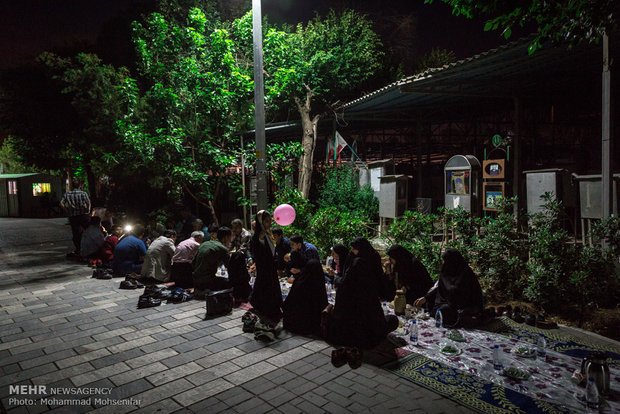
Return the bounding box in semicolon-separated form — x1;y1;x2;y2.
124;225;133;233
273;204;296;226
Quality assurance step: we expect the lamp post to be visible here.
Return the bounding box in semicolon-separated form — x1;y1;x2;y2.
252;0;268;211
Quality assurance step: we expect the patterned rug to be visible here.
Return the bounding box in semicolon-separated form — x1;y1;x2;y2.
381;317;620;414
384;353;572;414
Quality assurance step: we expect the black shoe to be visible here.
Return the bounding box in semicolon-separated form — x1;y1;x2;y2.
120;280;138;289
137;295;161;308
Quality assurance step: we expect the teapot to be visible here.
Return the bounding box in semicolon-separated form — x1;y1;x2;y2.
580;351;610;395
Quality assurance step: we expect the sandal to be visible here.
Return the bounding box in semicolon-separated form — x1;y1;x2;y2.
137;295;161;308
331;348;347;368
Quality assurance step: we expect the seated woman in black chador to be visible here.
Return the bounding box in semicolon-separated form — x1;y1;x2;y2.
249;210;282;324
327;237;398;350
282;259;328;335
326;243;349;290
414;248;484;328
386;245;433;305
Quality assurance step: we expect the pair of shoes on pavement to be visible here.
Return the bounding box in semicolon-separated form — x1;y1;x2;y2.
168;288;193;303
254;320;276;342
137;294;161;309
92;268;112;280
120;277;145;289
144;285;172;299
331;347;363;369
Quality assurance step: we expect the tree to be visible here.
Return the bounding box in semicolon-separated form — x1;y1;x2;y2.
425;0;618;53
415;48;456;72
0;53;128;198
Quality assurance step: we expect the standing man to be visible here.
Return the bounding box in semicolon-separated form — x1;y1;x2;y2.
192;227;233;299
60;178;91;258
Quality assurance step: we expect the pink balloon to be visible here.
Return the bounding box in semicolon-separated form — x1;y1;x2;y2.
273;204;296;226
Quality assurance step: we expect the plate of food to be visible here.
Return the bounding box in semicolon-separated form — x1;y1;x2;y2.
502;367;531;381
440;345;462;356
513;346;536;358
447;330;466;342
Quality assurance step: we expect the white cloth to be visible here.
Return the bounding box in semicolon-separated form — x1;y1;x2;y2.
141;236;175;282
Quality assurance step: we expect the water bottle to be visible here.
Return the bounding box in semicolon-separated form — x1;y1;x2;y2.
536;334;546;359
409;320;418;345
326;282;332;301
585;377;600;409
435;308;443;328
492;344;503;371
382;302;389;315
220;264;228;278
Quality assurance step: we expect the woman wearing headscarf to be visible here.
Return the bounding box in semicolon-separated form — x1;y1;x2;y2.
386;245;433;305
249;210;282;324
327;243;349;290
328;237;398;355
282;259;328;335
414;248;484;328
227;250;252;304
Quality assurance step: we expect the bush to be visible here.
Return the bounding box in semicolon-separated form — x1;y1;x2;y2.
317;165;378;220
308;207;373;257
271;186;313;236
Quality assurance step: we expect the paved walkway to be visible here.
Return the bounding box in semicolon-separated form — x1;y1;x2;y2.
0;218;476;414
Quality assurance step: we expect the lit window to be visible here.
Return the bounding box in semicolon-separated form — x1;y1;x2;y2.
32;183;51;196
8;181;17;195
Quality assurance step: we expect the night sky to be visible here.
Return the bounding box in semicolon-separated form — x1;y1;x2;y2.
0;0;517;70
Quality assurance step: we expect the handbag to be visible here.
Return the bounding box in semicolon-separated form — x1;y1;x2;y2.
205;288;234;319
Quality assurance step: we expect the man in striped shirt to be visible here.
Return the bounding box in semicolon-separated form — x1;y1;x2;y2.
60;178;91;257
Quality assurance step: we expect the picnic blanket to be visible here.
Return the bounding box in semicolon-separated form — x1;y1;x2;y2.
382;316;620;414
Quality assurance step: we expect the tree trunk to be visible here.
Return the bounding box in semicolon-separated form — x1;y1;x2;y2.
84;162;98;205
295;88;320;199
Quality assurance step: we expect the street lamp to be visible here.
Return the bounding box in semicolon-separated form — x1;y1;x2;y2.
252;0;268;211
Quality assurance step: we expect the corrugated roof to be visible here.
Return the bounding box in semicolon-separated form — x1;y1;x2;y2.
343;36;609;120
0;173;40;179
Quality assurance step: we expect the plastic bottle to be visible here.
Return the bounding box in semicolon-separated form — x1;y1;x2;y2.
326;282;332;301
382;302;389;315
585;377;600;410
435;308;443;328
536;334;546;359
492;344;503;371
409;320;418;345
220;264;228;278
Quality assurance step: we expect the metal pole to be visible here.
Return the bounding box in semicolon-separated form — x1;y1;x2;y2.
602;33;612;220
240;135;248;229
252;0;268;211
513;97;521;220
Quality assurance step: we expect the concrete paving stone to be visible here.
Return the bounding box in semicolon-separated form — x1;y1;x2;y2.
256;385;293;408
0;338;33;352
19;349;77;371
282;378;320;397
130;378;194;407
188;398;229;414
124;348;179;369
239;377;278;396
302;391;330;408
90;347;145;370
131;399;182;414
92;327;136;342
137;336;185;354
213;327;243;340
162;317;202;331
269;336;312;353
139;316;177;328
185;361;241;386
332;375;355;388
324;391;355;409
31;362;95;385
70;361;131;387
43;336;93;355
0;362;58;387
93;378;153;405
204;335;252;353
0;349;45;368
55;348;111;370
283;361;315;376
74;336;124;355
172;308;204;321
179;328;212;341
0;327;50;343
301;340;331;353
232;396;272;413
59;326;109;342
326;382;356;399
274;398;307;414
99;318;147;332
1;363;21;375
160;347;212;369
120;326;166;341
232;347;280;368
301;366;329;382
146;361;203;386
349;382;378;398
29;323;80;342
263;368;298;385
75;317;122;331
109;362;168;387
211;386;254;407
0;327;24;339
216;319;240;329
224;361;278;385
265;346;315;368
294;399;325;414
105;335;156;354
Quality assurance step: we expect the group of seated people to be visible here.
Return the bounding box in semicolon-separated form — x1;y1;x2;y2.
82;207;485;366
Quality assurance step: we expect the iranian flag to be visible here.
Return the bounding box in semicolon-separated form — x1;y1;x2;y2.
326;131;349;162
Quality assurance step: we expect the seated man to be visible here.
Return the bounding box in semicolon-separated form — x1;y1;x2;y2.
171;231;204;288
101;224;123;265
230;219;251;251
272;227;291;276
290;234;320;263
208;223;219;241
80;216;106;262
192;227;233;299
112;224;147;276
141;230;177;283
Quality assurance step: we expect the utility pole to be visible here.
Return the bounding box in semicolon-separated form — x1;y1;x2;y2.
601;33;612;221
252;0;268;211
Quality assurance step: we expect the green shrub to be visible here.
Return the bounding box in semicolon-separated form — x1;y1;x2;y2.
317;165;378;220
307;207;373;257
271;186;313;236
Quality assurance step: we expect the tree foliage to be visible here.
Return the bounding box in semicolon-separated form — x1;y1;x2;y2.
425;0;619;54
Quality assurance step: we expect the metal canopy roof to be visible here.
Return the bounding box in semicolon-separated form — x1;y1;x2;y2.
343;36;612;121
